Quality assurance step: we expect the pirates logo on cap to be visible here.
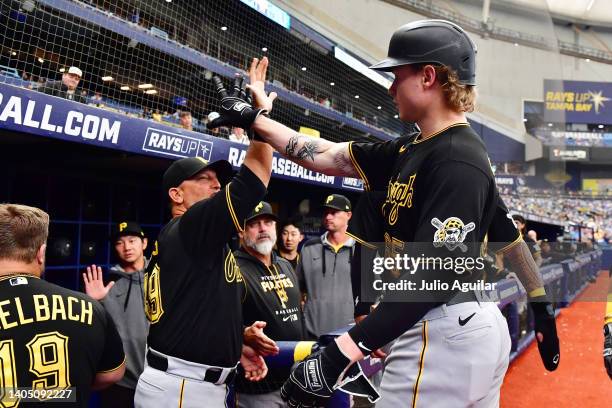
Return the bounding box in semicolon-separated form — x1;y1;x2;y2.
326;195;334;204
254;202;264;213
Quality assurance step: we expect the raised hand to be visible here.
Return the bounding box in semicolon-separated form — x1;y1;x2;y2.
83;264;114;301
246;57;277;112
206;74;264;131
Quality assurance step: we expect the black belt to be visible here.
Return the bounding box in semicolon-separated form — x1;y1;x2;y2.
146;351;237;385
446;290;479;306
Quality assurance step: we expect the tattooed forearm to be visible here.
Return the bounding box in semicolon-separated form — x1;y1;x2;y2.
285;135;299;157
284;135;321;162
296;141;321;161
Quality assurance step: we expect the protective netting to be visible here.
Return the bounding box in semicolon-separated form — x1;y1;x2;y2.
0;0;412;142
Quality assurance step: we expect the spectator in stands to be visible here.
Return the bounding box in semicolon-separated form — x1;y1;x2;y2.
235;202;304;407
38;66;87;104
152;110;162;122
297;194;354;339
276;219;304;270
179;111;193;131
230;127;251;145
83;221;149;408
512;214;542;267
91;91;104;107
527;229;538;243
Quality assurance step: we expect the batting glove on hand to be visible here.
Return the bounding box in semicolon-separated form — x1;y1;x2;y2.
207;75;267;132
530;300;560;371
604;323;612;379
280;341;351;408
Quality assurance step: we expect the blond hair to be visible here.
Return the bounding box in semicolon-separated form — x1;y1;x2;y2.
434;65;476;112
0;204;49;263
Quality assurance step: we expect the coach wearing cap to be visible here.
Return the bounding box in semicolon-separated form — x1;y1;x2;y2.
297;194;355;339
38;66;87;104
234;201;304;407
135;150;274;405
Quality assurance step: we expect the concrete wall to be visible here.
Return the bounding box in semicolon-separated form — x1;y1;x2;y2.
278;0;612;140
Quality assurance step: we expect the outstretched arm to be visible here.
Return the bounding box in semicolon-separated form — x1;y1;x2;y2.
252;116;358;177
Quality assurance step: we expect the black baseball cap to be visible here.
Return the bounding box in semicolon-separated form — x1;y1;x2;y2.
111;221;145;241
162;157;233;192
322;194;352;212
244;201;278;224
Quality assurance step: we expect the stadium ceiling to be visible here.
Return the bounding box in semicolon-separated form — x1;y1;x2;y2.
507;0;612;25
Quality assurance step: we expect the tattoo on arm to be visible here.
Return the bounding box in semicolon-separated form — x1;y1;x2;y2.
296;141;320;161
285;135;321;162
285;136;299;157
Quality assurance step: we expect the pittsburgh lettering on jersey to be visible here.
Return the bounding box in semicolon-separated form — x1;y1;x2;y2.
384;173;416;225
0;295;93;329
224;252;243;284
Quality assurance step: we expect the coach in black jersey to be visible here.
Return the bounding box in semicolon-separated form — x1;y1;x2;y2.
210;19;522;408
0;204;125;408
135;57;277;408
234;201;304;407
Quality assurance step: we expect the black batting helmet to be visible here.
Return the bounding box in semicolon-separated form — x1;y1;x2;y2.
370;20;477;85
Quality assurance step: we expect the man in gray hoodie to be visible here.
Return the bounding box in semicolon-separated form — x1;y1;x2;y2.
83;221;149;407
297;194;355;339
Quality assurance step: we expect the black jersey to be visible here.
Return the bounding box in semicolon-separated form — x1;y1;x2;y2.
0;275;124;407
145;166;266;367
234;249;303;394
350;123;496;261
487;193;522;254
347;191;387;317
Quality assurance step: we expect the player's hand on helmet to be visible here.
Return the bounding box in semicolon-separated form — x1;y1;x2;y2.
281;340;351;407
83;264;114;301
530;298;560;371
207;73;268;131
243;321;279;356
240;344;268;382
604;323;612;379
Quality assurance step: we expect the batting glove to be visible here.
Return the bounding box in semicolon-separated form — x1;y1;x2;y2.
207;75;267;132
281;341;351;408
604;323;612;379
530;300;560;371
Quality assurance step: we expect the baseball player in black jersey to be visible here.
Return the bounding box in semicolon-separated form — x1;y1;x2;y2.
0;204;125;408
208;19;553;407
135;58;277;407
234;201;305;407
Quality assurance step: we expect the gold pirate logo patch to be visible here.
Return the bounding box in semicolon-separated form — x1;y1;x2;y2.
325;195;334;204
224;251;243;283
384;174;416;225
254;202;264;213
431;217;475;253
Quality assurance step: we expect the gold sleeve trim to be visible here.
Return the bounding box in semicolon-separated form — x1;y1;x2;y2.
348;142;371;192
496;233;523;254
97;355;126;373
346;232;377;250
225;182;243;233
528;287;547;298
